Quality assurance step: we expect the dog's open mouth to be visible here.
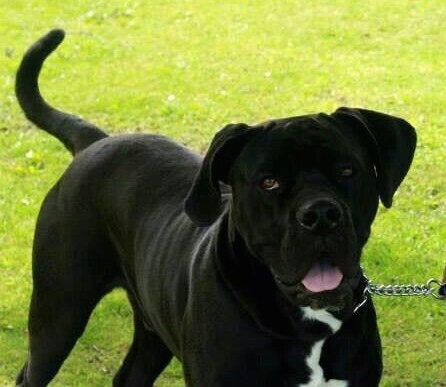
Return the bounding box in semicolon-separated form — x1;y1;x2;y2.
273;258;358;312
301;259;343;293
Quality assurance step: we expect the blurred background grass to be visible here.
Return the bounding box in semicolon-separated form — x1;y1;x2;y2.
0;1;445;385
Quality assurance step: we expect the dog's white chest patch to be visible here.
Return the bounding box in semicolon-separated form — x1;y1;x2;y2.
296;307;348;387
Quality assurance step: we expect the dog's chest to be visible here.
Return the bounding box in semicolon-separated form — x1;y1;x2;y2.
287;308;348;387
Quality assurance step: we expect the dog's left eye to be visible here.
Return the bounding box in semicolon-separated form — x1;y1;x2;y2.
260;177;280;191
339;166;354;178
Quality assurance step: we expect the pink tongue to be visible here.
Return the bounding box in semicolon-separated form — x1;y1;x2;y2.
301;261;343;293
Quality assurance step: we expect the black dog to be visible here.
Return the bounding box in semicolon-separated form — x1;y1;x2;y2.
15;30;416;387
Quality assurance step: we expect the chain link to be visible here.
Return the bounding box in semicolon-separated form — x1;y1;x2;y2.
368;282;430;297
353;274;445;314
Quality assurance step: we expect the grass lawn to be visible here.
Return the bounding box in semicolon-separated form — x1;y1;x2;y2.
1;1;445;385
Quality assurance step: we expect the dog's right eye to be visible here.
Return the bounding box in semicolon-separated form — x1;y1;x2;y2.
260;177;280;191
340;167;354;177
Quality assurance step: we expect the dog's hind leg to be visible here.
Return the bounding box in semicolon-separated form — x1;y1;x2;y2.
16;291;104;387
16;189;121;386
113;306;173;387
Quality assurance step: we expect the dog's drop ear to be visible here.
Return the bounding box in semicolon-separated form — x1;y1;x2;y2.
184;123;255;226
332;107;417;208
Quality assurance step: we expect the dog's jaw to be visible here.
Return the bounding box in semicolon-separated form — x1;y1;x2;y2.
273;268;363;318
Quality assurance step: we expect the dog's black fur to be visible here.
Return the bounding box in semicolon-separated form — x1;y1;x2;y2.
15;30;416;386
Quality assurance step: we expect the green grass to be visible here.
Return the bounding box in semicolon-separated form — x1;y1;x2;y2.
1;1;445;385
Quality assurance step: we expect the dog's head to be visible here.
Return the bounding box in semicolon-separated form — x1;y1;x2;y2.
185;107;416;315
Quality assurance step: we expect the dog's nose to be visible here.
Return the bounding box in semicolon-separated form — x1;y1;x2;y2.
296;199;343;232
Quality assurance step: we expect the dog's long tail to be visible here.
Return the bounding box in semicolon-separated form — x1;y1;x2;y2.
15;29;108;156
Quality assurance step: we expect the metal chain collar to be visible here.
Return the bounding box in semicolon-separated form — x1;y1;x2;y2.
353;271;446;314
368;278;445;298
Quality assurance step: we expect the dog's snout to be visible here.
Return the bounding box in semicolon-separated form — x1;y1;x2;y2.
296;199;343;232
